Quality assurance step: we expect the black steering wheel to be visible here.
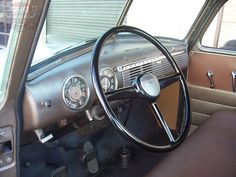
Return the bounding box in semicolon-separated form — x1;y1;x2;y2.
91;26;191;152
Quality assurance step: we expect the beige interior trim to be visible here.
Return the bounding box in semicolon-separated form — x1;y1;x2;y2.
189;85;236;107
188;124;198;135
191;112;209;126
191;98;236;116
189;84;236;126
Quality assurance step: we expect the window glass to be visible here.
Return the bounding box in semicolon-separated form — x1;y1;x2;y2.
202;0;236;51
32;0;127;66
32;0;206;66
125;0;205;40
0;0;23;105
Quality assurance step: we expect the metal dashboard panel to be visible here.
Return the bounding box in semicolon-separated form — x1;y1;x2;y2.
23;39;188;131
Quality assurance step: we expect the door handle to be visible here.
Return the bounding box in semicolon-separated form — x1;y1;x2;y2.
207;71;215;89
231;71;236;92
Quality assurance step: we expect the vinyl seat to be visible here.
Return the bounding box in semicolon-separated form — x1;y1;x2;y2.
146;111;236;177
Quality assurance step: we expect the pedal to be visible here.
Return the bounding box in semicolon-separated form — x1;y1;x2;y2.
51;166;67;177
83;141;99;174
34;129;53;144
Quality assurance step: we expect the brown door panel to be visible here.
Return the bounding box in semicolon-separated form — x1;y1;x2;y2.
188;51;236;91
188;52;236;128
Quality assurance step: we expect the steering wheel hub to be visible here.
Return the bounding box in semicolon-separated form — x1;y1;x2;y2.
137;74;160;99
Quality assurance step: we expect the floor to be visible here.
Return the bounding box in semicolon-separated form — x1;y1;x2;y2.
98;147;167;177
20;140;167;177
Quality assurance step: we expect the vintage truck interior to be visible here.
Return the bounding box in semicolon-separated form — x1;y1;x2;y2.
0;0;236;177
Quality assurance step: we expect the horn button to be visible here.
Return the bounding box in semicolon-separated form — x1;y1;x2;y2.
137;74;160;99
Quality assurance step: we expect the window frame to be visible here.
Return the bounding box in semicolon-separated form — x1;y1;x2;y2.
197;0;236;56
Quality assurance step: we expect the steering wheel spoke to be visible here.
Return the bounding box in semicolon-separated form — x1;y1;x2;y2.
150;103;176;143
106;85;141;101
159;73;181;89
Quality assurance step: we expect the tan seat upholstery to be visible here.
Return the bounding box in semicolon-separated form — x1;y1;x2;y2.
146;111;236;177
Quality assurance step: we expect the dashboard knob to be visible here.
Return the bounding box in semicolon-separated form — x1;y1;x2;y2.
91;105;105;121
41;100;52;108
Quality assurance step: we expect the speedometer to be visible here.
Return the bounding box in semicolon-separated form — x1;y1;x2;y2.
100;67;118;92
62;75;89;110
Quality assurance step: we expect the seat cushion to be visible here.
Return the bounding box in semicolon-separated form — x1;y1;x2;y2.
146;111;236;177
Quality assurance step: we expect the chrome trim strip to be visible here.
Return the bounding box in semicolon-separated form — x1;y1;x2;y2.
116;51;185;72
0;162;15;172
151;103;176;143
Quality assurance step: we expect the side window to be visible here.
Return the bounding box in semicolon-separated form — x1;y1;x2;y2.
0;0;13;103
0;0;12;46
0;0;22;105
202;0;236;51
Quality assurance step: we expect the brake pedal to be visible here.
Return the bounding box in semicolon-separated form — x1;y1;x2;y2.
83;141;99;174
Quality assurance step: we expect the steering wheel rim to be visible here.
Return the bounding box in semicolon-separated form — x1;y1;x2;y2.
91;26;191;152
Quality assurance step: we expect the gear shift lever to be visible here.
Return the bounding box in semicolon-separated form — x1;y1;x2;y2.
118;102;133;168
120;136;132;168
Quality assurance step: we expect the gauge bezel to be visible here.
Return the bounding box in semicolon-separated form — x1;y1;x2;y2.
100;67;118;92
62;75;90;111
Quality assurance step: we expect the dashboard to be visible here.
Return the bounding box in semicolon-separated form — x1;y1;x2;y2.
23;36;189;131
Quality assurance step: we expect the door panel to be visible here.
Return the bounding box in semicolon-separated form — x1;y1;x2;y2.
0;103;17;177
188;52;236;91
188;52;236;128
0;0;47;176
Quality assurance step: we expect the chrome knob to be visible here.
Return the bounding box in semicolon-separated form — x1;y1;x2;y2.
41;100;52;107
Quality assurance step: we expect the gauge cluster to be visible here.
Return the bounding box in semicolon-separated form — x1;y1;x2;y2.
62;75;90;110
99;67;118;92
62;67;118;110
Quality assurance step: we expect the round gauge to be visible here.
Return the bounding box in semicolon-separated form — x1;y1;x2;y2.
62;75;89;110
100;67;118;92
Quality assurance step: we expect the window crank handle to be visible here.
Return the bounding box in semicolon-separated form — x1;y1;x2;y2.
207;71;214;89
231;71;236;92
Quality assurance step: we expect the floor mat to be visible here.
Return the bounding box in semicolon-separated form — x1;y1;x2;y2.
20;141;167;177
20;142;87;177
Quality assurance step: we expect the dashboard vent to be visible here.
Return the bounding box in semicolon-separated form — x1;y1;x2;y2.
120;51;188;87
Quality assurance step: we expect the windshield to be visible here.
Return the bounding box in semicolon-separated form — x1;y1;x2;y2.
32;0;127;65
126;0;205;39
32;0;205;66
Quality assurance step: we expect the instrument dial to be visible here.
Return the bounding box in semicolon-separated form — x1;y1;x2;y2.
100;67;118;92
62;75;89;110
